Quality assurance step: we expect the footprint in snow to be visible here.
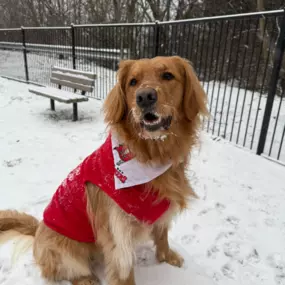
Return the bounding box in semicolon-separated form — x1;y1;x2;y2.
207;245;220;259
215;202;226;211
222;240;260;265
264;218;276;227
198;203;226;216
225;216;240;228
10;96;24;102
3;158;22;168
215;231;236;242
245;248;260;264
180;235;196;245
267;253;285;284
223;241;241;258
192;224;201;231
240;268;271;285
198;208;212;216
221;262;236;279
68;135;78;143
275;274;285;285
267;253;285;270
212;271;223;282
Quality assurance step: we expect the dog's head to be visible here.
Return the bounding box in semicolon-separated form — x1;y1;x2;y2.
104;56;208;140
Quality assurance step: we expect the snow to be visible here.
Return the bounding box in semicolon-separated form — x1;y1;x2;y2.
0;77;285;285
53;69;96;80
29;86;89;103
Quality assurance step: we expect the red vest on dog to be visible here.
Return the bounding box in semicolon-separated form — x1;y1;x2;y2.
43;134;170;242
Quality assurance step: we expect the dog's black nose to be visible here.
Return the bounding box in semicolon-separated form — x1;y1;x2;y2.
136;88;157;109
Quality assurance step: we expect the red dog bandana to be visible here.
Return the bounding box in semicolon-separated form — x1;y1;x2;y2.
43;133;171;242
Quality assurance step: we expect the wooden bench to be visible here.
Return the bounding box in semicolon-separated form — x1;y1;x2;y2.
29;66;97;121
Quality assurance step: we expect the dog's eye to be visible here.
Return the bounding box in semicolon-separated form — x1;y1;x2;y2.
162;72;174;80
130;78;137;86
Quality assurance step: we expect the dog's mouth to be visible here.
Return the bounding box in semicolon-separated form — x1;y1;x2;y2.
140;112;172;132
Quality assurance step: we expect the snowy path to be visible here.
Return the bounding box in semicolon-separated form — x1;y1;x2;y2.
0;78;284;285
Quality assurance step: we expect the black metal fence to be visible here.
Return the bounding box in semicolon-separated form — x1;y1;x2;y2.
0;10;285;164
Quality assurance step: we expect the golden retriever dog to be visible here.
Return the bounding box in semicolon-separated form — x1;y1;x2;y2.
0;56;208;285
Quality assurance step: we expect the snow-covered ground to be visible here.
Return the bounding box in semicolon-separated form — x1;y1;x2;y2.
0;77;285;285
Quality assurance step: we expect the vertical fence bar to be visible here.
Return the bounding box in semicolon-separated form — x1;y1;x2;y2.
21;26;29;82
277;125;285;160
244;17;269;147
71;24;76;70
257;12;285;155
251;22;275;150
71;24;77;116
154;21;160;57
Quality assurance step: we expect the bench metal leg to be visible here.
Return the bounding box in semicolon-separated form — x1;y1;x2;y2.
50;99;55;111
73;103;78;121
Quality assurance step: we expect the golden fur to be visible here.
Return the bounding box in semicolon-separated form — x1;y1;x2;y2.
0;56;208;285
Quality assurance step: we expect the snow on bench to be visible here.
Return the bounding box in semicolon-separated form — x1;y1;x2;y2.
52;66;97;79
28;66;96;121
28;86;89;103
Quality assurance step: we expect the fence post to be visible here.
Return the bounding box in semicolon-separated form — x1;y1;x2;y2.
154;20;160;57
21;26;29;83
257;13;285;155
71;24;76;69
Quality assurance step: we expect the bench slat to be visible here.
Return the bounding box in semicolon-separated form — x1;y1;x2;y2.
52;71;95;87
50;77;93;93
29;86;89;104
52;66;97;80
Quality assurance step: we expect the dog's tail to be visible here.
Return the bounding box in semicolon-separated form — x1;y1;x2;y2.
0;210;39;236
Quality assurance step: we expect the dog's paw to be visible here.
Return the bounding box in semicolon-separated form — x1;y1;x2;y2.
156;248;184;268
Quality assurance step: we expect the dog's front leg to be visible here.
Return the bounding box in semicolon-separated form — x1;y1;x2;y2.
152;225;184;267
102;238;135;285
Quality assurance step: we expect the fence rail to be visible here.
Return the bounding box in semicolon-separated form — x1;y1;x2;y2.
0;10;284;164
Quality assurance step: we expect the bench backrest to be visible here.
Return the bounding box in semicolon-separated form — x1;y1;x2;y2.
51;66;97;94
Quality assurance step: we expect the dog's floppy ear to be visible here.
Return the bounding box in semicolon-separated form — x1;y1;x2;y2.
176;57;208;121
103;60;135;125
